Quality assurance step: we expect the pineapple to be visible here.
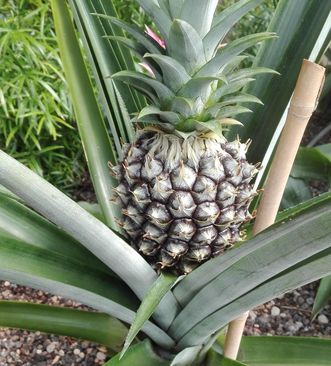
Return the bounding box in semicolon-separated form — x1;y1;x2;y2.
109;0;276;274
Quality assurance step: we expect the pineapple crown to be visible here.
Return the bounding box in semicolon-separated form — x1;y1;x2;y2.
109;0;278;137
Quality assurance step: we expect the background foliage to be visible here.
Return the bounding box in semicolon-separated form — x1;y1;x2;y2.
0;0;87;194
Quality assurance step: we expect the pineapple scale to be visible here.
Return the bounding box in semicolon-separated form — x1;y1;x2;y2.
112;131;258;275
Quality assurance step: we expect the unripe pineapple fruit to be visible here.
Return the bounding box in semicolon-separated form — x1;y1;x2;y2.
109;0;276;274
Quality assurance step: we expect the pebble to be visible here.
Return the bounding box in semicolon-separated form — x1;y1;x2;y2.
46;343;56;353
96;352;106;361
306;297;314;305
271;306;280;316
0;281;109;365
52;355;60;364
295;321;303;330
297;296;305;305
318;314;329;325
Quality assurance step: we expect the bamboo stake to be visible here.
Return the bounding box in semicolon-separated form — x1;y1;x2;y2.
223;59;325;360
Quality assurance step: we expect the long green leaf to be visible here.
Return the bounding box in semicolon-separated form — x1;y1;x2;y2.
0;151;151;297
0;151;180;329
112;70;175;105
168;19;205;75
228;0;331;165
105;340;170;366
0;233;137;309
239;336;331;365
0;185;21;201
78;201;106;223
170;198;331;340
144;53;190;92
136;0;172;39
177;248;331;347
179;0;218;38
280;177;312;209
104;16;164;55
0;236;173;348
51;0;119;230
291;146;331;182
281;144;331;209
0;301;127;352
169;0;184;19
74;0;144;111
174;192;331;304
169;345;204;366
204;0;264;58
208;352;247;366
197;33;276;77
276;191;331;224
68;2;136;149
121;273;178;358
312;275;331;317
0;193;113;277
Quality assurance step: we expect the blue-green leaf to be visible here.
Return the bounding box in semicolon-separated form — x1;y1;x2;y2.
179;77;222;100
179;0;218;38
312;275;331;318
144;53;190;92
239;336;331;365
138;105;180;123
168;19;206;75
204;0;264;58
197;33;276;77
106;340;170;366
136;0;172;38
104;16;164;55
169;0;184;19
174;192;331;306
51;0;120;230
112;71;174;105
121;273;178;358
0;301;127;352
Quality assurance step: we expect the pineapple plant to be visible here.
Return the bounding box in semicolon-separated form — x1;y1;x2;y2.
110;0;275;273
0;0;331;365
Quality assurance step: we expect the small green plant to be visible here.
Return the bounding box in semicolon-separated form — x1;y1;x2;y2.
114;0;153;27
0;0;86;193
219;0;279;36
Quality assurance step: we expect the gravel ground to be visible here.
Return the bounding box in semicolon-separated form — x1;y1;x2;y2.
0;281;108;366
245;283;331;337
0;280;330;365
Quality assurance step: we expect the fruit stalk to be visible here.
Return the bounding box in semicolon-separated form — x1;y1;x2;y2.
223;59;325;360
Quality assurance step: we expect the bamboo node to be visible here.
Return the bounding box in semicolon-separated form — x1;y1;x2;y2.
288;105;315;119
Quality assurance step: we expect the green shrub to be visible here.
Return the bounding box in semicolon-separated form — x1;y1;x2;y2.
0;0;86;194
219;0;279;36
114;0;152;27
